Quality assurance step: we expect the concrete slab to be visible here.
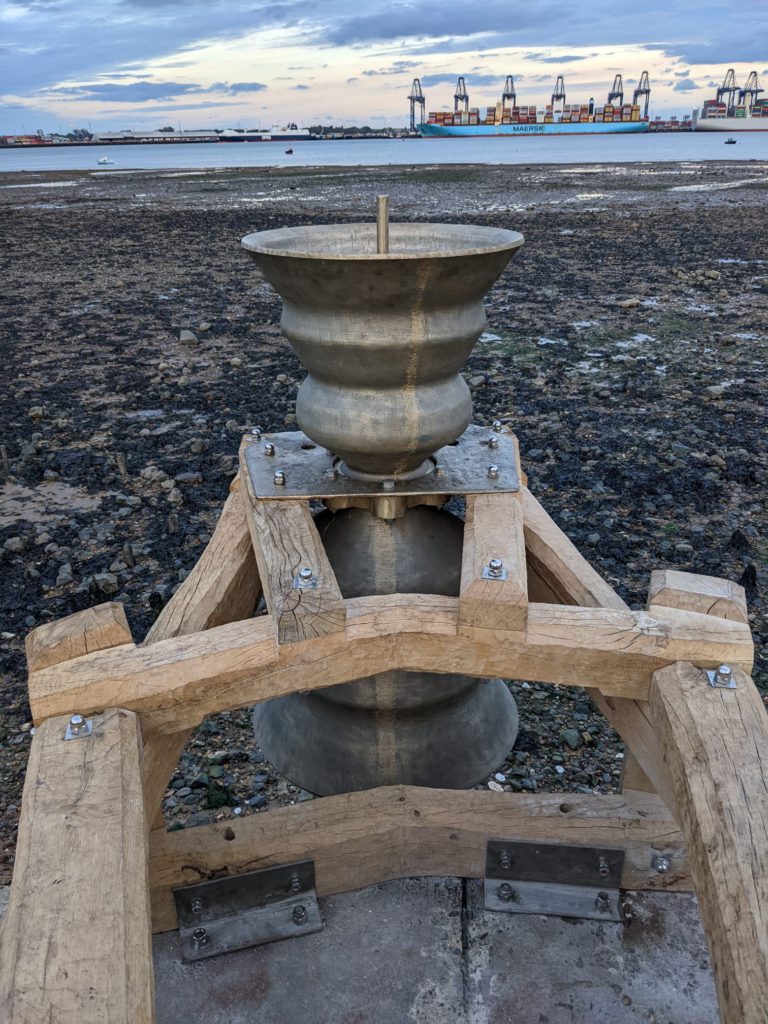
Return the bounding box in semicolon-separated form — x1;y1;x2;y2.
152;879;719;1024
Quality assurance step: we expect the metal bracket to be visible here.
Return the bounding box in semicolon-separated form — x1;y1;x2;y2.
485;840;625;922
481;560;508;581
174;859;323;962
64;715;92;740
706;665;737;689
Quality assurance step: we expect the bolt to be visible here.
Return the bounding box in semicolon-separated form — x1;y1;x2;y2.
382;479;395;491
492;419;502;432
289;875;302;894
715;664;732;686
595;891;611;915
251;426;262;439
69;714;85;736
273;470;286;486
498;848;511;870
652;855;670;875
325;467;337;481
488;558;504;578
497;883;515;903
192;927;209;949
292;904;308;925
190;897;203;915
263;442;275;456
299;567;313;582
487;464;500;480
598;856;610;879
488;436;500;450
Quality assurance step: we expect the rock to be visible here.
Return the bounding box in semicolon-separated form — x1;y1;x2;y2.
56;563;74;585
487;780;504;792
675;542;693;554
3;536;26;554
617;298;640;309
586;533;600;546
179;329;198;344
28;406;44;420
230;357;242;367
704;385;726;399
560;728;583;750
167;487;184;506
469;375;486;386
93;572;119;595
247;794;268;808
198;322;212;333
208;765;224;779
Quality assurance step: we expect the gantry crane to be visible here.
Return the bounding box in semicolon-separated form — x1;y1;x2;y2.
633;70;651;118
717;68;738;111
408;78;425;131
454;76;469;112
551;75;566;109
607;74;624;106
739;70;763;111
502;75;516;107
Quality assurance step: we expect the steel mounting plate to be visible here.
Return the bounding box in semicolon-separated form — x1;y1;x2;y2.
243;424;520;501
484;839;625;922
174;859;323;962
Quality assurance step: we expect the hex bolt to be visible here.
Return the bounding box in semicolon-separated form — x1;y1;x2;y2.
595;891;611;914
492;419;502;432
289;875;302;894
192;927;209;949
598;856;610;879
190;897;203;915
273;470;286;486
325;467;337;481
299;567;313;582
263;442;275;456
497;883;515;903
382;479;395;491
488;436;500;450
715;664;732;687
487;464;500;480
652;855;670;875
488;558;504;578
498;848;511;870
251;426;262;439
69;714;85;737
292;905;308;925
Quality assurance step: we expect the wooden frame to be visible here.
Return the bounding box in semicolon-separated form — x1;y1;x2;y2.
1;436;766;1024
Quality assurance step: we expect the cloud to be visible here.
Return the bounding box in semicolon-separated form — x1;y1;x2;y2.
38;79;267;102
524;53;589;63
419;72;501;88
673;77;699;92
361;60;419;76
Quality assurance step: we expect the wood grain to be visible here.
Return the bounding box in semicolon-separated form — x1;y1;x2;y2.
650;661;768;1024
0;709;154;1023
25;601;133;673
149;785;689;933
648;568;749;624
459;491;528;630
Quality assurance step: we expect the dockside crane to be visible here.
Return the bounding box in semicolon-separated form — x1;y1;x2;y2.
454;76;469;112
551;75;566;111
502;75;516;107
633;70;651;118
716;68;738;111
607;74;624;106
408;78;425;131
739;70;763;111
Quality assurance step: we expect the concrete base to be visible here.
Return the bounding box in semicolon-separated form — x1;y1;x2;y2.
152;879;718;1024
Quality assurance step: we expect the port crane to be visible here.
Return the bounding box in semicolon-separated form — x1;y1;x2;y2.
408;78;425;131
551;75;566;112
633;70;651;118
716;68;739;111
607;74;624;107
454;76;469;112
739;70;763;111
502;75;516;107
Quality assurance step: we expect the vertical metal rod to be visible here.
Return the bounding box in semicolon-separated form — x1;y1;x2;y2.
376;194;390;254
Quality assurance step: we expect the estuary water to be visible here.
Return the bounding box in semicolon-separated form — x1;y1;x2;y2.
1;131;766;172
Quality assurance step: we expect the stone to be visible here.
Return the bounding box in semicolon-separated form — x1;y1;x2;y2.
560;728;583;750
198;322;212;333
617;298;640;309
28;406;44;420
3;536;26;554
93;572;119;595
179;329;198;344
56;563;74;585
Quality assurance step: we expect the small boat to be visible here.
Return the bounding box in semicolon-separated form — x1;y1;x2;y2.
97;156;115;165
724;137;737;144
285;148;293;154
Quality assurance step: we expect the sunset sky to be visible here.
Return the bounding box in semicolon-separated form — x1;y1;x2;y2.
1;0;765;133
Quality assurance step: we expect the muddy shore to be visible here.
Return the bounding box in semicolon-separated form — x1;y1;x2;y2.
1;160;766;883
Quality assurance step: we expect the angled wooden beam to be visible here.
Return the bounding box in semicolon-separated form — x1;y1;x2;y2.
650;662;768;1024
460;491;528;630
149;786;689;933
25;601;133;673
141;484;261;828
648;568;748;624
0;709;154;1023
28;595;753;735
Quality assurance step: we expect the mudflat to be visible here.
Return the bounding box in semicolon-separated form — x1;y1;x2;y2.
0;160;766;883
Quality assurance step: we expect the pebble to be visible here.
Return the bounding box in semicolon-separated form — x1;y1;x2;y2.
93;572;118;595
487;780;504;792
3;537;26;554
617;298;640;309
179;329;198;344
560;728;583;750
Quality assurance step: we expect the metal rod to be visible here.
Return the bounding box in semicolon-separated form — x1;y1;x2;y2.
376;195;390;254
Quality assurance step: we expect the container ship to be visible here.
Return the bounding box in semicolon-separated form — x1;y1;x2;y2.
218;124;317;142
415;73;650;137
693;69;768;131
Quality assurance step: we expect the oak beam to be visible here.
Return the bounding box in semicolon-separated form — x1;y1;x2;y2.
648;568;748;624
460;491;528;630
149;786;689;933
25;601;132;673
0;709;154;1023
650;662;768;1024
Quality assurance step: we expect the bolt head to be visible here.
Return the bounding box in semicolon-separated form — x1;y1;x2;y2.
488;436;500;450
381;479;395;491
192;927;209;948
299;567;313;581
69;714;84;731
492;419;502;432
653;855;670;874
716;664;732;683
251;426;262;438
325;467;337;481
497;882;515;903
595;892;611;913
263;442;275;456
292;904;308;925
487;464;500;480
488;558;503;578
273;470;286;486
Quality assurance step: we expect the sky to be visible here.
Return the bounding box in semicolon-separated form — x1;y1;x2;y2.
1;0;766;133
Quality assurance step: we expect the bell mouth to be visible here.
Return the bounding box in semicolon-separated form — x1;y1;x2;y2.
338;458;435;484
242;223;524;261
